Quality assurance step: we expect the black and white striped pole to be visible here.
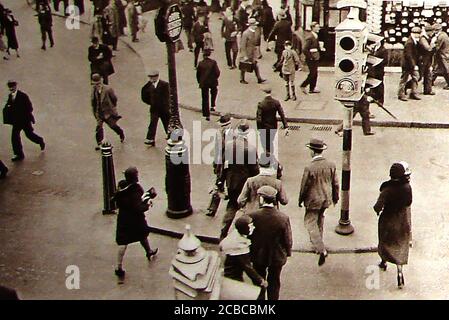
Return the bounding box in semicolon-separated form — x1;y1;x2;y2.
101;142;117;215
335;103;355;235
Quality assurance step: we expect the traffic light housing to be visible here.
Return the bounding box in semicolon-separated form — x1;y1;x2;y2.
334;1;384;103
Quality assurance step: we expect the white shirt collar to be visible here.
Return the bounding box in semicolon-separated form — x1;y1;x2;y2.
10;91;17;99
152;80;159;88
312;154;324;161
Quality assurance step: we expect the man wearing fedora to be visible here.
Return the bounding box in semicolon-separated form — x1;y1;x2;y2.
141;69;170;147
256;85;289;155
298;138;339;266
91;73;124;150
220;120;259;240
398;26;421;101
213;113;234;193
191;14;210;68
432;23;449;89
3;80;46;161
196;49;221;121
239;18;266;84
248;185;292;300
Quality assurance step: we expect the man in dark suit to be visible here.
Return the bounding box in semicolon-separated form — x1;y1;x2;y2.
91;74;124;150
267;11;292;68
37;2;54;50
300;21;323;94
3;80;45;161
180;0;195;52
235;1;250;32
220;121;259;240
256;86;288;155
191;15;210;68
298;138;339;266
221;6;239;69
88;36;114;85
248;185;292;300
398;27;421;101
419;25;435;95
196;49;220;121
141;70;170;147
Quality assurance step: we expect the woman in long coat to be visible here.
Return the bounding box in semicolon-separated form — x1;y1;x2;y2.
113;167;158;281
3;9;19;57
103;1;120;50
373;161;413;289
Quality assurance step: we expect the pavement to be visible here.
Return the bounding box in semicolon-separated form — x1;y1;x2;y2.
0;1;449;299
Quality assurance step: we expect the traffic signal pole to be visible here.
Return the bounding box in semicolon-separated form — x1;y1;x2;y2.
335;103;355;235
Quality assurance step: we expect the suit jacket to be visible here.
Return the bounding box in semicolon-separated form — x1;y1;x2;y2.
303;31;320;62
419;35;434;67
239;28;258;62
256;96;288;130
221;17;239;42
298;156;339;210
4;90;35;126
191;21;209;44
91;85;119;120
196;57;220;88
181;2;195;29
435;31;449;60
236;6;248;32
88;44;114;76
249;207;292;267
224;135;259;196
238;172;288;212
268;19;292;54
402;37;419;71
141;80;170;115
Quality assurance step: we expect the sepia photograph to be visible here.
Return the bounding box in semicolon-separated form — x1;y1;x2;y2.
0;0;447;306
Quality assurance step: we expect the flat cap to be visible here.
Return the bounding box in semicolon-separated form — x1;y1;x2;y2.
257;185;278;200
148;69;159;77
7;80;17;87
411;26;422;34
91;73;102;83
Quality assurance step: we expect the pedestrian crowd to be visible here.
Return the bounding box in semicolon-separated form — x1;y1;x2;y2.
0;0;415;300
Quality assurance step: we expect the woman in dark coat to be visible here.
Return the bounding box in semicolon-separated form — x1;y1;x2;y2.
374;161;413;289
3;9;19;58
261;0;275;46
113;167;158;281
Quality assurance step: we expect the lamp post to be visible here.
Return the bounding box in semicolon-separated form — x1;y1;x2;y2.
155;1;193;219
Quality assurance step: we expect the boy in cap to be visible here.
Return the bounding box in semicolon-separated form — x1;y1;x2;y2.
398;27;421;101
196;49;221;121
298;138;339;266
248;185;292;300
278;40;300;101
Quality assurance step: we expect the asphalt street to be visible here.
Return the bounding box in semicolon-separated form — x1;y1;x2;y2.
0;0;449;299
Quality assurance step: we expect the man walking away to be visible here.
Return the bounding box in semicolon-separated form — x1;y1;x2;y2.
432;23;449;89
419;25;435;95
91;74;124;150
141;70;170;147
196;49;220;121
279;40;300;101
249;186;292;300
298;138;339;266
3;80;45;162
221;7;239;69
239;18;266;84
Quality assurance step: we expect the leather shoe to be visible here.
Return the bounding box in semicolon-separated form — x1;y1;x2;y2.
144;140;155;147
11;155;24;162
364;132;376;136
318;252;328;266
398;96;408;101
240;80;248;84
257;79;267;84
409;94;421;100
146;248;159;260
309;90;321;94
39;141;46;151
423;91;435;95
301;87;308;94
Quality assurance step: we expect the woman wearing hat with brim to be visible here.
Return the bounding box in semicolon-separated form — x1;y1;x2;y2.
374;161;413;289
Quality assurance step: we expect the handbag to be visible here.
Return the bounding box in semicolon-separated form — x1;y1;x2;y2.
2;106;13;125
239;60;254;73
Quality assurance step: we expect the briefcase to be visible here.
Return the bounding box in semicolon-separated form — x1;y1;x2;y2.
239;60;254;73
2;106;13;125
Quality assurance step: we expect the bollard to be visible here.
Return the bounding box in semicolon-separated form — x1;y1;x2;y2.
101;142;117;215
169;225;260;300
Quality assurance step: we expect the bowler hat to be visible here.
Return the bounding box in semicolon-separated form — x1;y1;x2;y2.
247;18;259;26
306;138;327;151
237;120;250;135
91;73;102;83
124;166;138;182
7;80;17;88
